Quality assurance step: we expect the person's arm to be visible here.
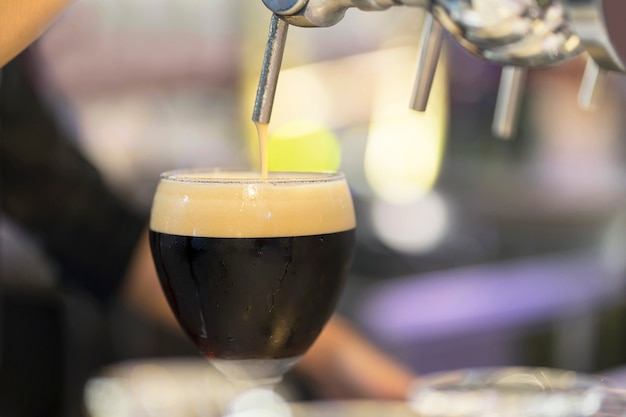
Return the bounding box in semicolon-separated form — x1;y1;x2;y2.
0;0;75;67
295;315;417;400
121;227;181;330
0;51;147;302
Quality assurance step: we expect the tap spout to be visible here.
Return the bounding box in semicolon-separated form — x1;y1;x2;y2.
252;14;290;125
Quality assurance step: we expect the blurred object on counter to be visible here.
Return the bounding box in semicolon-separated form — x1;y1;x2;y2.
82;359;416;417
408;366;625;417
83;362;626;417
84;359;236;417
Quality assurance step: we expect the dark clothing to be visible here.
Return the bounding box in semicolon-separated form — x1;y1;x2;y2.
0;51;147;302
0;51;151;417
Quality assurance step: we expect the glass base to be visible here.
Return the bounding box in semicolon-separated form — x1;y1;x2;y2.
211;356;302;387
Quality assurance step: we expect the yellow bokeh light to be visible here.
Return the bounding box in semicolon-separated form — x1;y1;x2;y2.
364;46;448;204
267;120;341;173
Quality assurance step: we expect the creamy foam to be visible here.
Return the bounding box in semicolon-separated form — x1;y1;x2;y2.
150;171;355;238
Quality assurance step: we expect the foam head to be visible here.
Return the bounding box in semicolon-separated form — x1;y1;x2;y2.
150;170;356;238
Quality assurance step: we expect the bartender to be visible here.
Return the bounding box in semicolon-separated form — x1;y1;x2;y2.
1;0;416;408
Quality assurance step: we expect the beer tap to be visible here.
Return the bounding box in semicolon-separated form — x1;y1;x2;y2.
255;0;626;139
253;0;431;126
566;0;626;110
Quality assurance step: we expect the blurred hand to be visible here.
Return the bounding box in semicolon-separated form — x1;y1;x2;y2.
121;228;181;331
296;315;417;400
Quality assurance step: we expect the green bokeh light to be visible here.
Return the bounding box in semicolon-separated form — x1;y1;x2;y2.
268;121;341;173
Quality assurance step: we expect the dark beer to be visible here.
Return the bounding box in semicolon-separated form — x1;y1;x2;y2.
149;170;356;363
150;230;354;359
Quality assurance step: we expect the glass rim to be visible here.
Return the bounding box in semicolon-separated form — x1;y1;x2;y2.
159;168;346;184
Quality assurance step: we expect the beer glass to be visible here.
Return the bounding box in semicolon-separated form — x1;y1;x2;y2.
149;169;356;388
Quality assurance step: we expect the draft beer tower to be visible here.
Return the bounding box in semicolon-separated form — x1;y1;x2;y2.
253;0;626;139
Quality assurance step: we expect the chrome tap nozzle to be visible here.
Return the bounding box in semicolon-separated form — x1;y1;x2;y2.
252;14;290;125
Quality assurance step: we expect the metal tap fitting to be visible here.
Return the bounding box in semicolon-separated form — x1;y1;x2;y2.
252;14;289;125
262;0;429;27
565;0;626;109
256;0;626;140
256;0;433;127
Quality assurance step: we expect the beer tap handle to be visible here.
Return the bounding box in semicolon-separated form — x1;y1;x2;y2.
253;14;290;125
578;56;607;110
409;12;443;112
492;66;527;139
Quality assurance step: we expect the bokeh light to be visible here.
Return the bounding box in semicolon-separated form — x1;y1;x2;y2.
371;191;450;254
267;121;341;173
364;47;448;204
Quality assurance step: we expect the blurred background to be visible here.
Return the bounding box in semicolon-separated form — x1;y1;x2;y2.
2;0;626;416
